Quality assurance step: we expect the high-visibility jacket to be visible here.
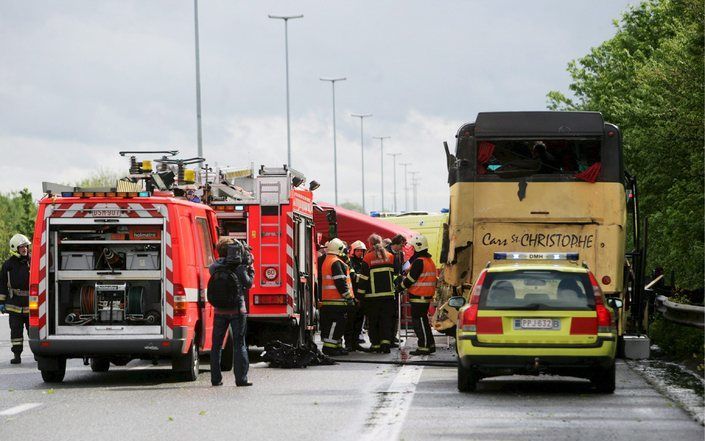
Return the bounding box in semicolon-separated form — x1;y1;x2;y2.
402;255;438;302
0;255;31;315
358;249;395;299
320;254;353;306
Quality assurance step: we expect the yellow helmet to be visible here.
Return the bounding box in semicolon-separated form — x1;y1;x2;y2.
9;234;31;253
326;238;346;256
409;234;429;252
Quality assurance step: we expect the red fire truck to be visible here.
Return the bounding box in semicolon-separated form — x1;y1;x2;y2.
204;165;319;347
28;154;228;382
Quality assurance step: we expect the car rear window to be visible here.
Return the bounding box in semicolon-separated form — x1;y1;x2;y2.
479;270;594;310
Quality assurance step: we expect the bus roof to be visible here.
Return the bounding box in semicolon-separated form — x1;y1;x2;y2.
474;111;606;138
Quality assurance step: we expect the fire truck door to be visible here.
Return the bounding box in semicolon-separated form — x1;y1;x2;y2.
194;216;215;351
294;215;314;340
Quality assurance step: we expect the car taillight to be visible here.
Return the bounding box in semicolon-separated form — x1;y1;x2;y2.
590;272;613;333
477;317;503;334
29;283;39;327
459;270;486;332
173;284;187;317
253;295;288;306
570;317;597;334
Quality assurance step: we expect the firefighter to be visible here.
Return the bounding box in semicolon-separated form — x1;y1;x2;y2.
400;234;438;356
319;238;355;356
344;241;367;351
0;234;32;364
358;234;396;353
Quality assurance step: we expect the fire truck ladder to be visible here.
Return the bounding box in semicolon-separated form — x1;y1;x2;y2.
259;180;283;288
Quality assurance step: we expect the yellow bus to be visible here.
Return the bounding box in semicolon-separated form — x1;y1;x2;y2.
436;111;645;340
378;212;448;266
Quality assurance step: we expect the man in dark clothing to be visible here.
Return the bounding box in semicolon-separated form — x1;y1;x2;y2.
0;234;32;364
209;238;254;387
344;241;367;351
386;234;407;347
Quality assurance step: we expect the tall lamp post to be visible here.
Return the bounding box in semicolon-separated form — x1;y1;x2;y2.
372;136;390;212
410;171;420;211
399;162;411;212
320;77;346;205
351;113;372;213
193;0;204;178
387;153;401;212
268;14;303;169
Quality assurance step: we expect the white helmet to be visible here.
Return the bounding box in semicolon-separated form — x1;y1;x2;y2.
409;234;429;252
326;238;346;256
350;240;367;253
9;234;31;253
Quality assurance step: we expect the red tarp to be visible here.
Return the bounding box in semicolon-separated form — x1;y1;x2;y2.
313;202;418;251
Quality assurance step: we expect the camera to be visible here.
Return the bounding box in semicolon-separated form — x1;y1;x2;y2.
225;241;244;265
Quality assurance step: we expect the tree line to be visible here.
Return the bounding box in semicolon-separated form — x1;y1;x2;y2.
547;0;704;290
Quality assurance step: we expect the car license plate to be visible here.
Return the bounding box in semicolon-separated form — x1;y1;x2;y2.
514;318;560;330
92;209;121;218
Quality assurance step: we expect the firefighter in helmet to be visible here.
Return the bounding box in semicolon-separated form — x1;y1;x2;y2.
319;238;355;356
0;234;32;364
344;240;367;352
400;234;438;355
358;234;396;353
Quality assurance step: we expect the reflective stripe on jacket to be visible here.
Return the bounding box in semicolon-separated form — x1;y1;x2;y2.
405;256;438;299
321;254;353;306
359;249;395;299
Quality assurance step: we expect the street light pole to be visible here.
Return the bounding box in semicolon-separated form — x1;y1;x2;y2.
193;0;203;178
409;171;420;211
351;113;372;213
372;136;390;212
268;14;303;169
399;162;411;212
387;153;401;212
320;77;347;205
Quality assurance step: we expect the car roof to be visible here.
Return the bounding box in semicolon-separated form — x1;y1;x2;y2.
486;262;589;274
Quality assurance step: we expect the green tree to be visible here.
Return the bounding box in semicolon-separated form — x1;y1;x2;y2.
0;189;38;263
340;201;365;214
548;0;704;289
75;168;124;188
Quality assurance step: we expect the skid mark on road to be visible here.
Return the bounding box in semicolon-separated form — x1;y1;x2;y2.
360;365;424;441
0;403;42;416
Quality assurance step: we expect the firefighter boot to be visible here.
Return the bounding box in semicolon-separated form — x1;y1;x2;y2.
10;353;21;364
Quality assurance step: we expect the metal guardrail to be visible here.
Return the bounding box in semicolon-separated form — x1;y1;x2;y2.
654;295;705;329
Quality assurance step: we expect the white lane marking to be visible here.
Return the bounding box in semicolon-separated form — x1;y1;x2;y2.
0;403;42;416
361;365;424;441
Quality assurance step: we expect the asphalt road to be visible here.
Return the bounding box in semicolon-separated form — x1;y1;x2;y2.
0;314;702;441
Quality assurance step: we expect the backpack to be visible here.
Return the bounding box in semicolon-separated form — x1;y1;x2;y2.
207;266;243;309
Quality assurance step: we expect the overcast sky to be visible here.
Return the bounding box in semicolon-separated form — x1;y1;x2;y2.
1;0;637;212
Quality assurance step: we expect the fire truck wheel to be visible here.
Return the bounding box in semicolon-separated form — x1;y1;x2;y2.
175;340;200;381
90;358;110;373
220;336;234;372
41;359;66;383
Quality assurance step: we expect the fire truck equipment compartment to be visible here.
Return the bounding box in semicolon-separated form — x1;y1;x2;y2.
125;251;160;270
61;252;95;270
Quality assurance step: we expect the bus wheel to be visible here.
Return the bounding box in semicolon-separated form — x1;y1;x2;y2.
90;358;110;372
41;358;66;383
220;336;234;372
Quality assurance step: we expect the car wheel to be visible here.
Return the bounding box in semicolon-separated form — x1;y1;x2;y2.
458;360;478;392
41;358;66;383
90;358;110;373
591;362;616;394
174;340;200;382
